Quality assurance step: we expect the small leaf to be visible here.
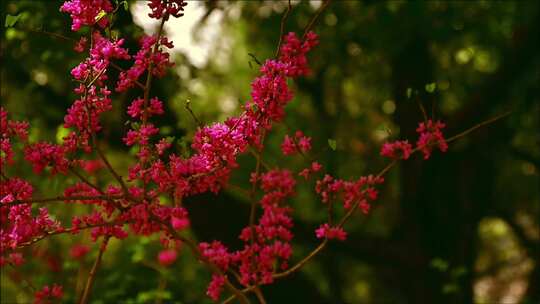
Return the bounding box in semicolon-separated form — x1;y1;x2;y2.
430;258;449;272
94;10;107;22
425;82;437;93
328;139;337;151
451;266;467;278
56;125;70;144
5;14;21;28
406;88;413;99
442;283;459;294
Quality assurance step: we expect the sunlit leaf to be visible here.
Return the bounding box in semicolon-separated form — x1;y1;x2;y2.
425;82;437;93
5;14;21;28
328;139;337;151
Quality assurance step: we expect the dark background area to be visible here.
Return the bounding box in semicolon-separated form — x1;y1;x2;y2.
1;1;539;303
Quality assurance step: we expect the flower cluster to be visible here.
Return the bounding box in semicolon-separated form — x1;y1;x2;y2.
148;0;188;20
416;120;448;159
198;169;296;300
158;248;177;266
281;130;312;156
60;0;113;31
24;142;70;175
116;36;174;92
380;140;413;160
316;174;384;213
0;1;459;302
1;107;29;165
279;31;319;77
34;284;63;303
315;223;347;241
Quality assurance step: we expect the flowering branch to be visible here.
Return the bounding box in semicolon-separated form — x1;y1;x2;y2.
0;1;512;303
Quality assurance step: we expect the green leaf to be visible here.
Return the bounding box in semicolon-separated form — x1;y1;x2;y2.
406;88;413;99
5;14;21;28
56;125;70;144
122;0;129;11
442;283;459;294
95;10;107;22
425;82;437;93
430;258;449;272
328;139;337;151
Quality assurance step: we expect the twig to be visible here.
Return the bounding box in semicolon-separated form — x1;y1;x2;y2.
24;27;75;42
1;194;124;208
222;111;512;303
152;216;251;304
275;0;292;58
446;110;512;144
95;145;129;196
185;99;203;127
247;132;265;301
79;236;110;304
302;0;331;39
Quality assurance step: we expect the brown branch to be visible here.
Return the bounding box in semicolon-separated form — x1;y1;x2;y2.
185;99;203;127
12;221;125;250
302;0;331;39
95;144;129;196
445;110;512;144
69;167;103;193
247;132;265;300
275;0;292;58
24;28;76;42
222;111;512;303
1;194;124;208
152;217;251;304
79;236;110;304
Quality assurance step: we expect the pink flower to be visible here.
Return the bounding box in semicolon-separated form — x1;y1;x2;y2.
158;249;177;266
380;140;413;160
199;241;231;270
416;120;448;159
73;37;87;52
9;253;24;266
281;130;312;156
60;0;113;31
206;274;225;301
148;0;188;20
279;31;319;77
127;97;164;118
298;162;323;179
34;284;63;303
70;244;90;259
315;223;347;241
24;142;69;175
116;35;173;92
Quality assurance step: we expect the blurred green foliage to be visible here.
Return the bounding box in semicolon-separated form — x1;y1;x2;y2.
1;1;539;303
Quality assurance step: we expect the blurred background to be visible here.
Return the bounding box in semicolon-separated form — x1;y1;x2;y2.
1;1;539;303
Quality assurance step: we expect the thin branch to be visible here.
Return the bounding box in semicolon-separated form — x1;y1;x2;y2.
247;132;265;300
95;145;129;196
79;236;110;304
302;0;331;39
69;167;103;193
222;110;512;303
12;221;125;250
275;0;292;58
185;99;203;127
446;110;512;144
1;194;124;208
23;28;76;42
152;216;251;304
